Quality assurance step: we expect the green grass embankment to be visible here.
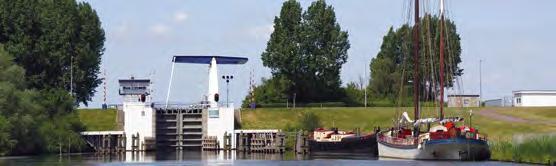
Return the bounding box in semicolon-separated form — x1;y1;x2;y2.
76;107;555;163
240;107;556;139
490;135;556;164
240;107;556;164
78;109;117;131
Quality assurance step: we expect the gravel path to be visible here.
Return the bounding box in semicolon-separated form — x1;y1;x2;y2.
476;109;556;125
475;109;531;123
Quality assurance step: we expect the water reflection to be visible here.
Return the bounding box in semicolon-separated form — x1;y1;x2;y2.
156;151;297;161
0;151;521;166
54;151;376;162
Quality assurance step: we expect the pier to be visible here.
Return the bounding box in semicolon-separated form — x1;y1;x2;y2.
235;130;286;154
81;131;126;154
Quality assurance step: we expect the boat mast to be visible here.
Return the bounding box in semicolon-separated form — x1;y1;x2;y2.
439;0;445;120
413;0;420;125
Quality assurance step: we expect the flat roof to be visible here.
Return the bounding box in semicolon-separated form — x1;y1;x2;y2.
81;131;125;135
447;94;480;97
173;56;248;64
513;90;556;94
234;129;280;133
119;79;150;84
484;99;502;102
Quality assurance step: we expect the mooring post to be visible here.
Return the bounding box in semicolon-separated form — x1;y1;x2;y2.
238;132;244;152
295;130;309;154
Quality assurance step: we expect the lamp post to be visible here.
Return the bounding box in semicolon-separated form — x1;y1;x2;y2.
479;59;483;106
222;75;233;107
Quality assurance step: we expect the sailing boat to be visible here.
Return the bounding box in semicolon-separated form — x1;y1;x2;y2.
376;0;490;160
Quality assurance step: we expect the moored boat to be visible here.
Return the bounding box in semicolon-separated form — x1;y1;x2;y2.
309;128;377;154
377;0;490;161
377;114;490;160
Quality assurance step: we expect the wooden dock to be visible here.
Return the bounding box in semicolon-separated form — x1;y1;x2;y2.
81;131;126;154
234;130;286;154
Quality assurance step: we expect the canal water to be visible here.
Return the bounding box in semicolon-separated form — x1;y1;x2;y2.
0;151;526;165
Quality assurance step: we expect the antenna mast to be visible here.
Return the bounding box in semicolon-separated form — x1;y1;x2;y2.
103;69;107;109
439;0;445;120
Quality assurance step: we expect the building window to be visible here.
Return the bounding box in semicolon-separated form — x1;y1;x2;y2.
208;108;219;118
516;98;521;104
141;111;145;116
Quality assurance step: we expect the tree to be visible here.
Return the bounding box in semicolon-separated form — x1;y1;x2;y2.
261;0;303;101
0;35;85;157
343;82;365;106
300;0;350;101
369;15;462;103
0;115;15;156
241;77;289;108
0;45;44;154
369;26;411;101
0;0;105;105
258;0;349;104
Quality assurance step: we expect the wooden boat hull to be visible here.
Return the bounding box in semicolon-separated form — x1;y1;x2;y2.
309;134;377;154
377;137;490;160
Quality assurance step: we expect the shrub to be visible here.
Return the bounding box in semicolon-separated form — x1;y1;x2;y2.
298;112;321;132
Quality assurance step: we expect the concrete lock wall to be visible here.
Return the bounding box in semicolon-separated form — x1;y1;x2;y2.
124;102;154;151
206;106;235;149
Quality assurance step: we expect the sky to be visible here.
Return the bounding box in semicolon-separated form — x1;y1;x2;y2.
80;0;556;108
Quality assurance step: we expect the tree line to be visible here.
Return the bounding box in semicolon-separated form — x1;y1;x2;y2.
243;0;350;107
367;14;462;106
243;1;462;107
0;0;104;155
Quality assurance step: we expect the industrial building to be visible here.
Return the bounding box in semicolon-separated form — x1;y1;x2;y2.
483;96;513;107
119;78;156;151
82;56;284;154
513;90;556;107
447;94;480;107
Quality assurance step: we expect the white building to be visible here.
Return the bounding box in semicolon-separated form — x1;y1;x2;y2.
513;90;556;107
447;94;480;107
119;77;155;151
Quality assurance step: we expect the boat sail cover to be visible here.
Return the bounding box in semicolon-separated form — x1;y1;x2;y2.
399;112;464;126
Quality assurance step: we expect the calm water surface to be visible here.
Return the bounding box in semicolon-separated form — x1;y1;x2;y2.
0;151;527;165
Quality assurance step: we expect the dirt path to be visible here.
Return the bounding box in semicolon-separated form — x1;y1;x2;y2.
475;109;556;126
475;109;533;123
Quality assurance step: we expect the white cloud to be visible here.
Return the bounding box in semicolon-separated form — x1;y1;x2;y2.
150;23;171;36
174;11;189;23
249;24;274;40
109;21;133;42
115;22;130;34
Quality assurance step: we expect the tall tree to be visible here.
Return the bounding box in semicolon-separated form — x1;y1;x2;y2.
300;0;350;101
0;44;85;155
261;0;303;99
0;0;105;105
369;15;462;102
259;0;349;104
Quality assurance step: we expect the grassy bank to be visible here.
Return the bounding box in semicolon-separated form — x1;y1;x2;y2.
78;109;117;131
76;107;555;163
241;107;556;139
491;135;556;164
240;107;556;163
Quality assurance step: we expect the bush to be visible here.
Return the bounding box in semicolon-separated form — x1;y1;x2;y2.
491;135;556;164
298;112;321;132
